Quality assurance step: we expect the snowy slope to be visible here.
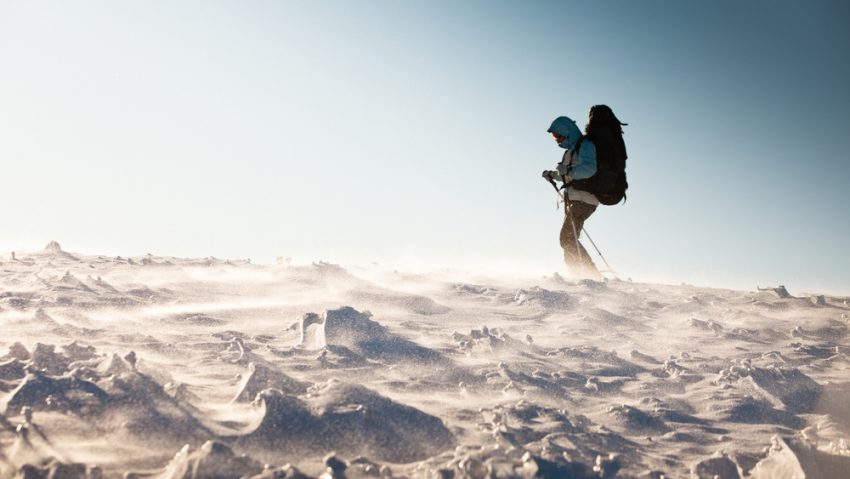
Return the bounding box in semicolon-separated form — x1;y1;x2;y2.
0;242;848;478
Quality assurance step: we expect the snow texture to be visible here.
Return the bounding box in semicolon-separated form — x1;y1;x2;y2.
0;243;848;477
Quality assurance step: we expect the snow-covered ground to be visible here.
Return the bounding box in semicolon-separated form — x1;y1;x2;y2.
1;242;849;478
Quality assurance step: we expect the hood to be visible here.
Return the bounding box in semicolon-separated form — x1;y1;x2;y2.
547;116;582;149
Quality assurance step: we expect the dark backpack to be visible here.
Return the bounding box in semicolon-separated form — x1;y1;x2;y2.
570;106;628;205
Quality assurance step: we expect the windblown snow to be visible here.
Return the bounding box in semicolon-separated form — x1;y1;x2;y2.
0;242;848;478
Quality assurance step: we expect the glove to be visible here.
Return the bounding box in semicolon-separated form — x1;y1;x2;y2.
556;162;569;177
542;170;557;181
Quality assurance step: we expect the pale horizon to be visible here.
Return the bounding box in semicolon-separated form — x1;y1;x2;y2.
2;239;844;297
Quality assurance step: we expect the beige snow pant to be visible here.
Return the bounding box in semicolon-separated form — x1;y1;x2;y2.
559;200;601;278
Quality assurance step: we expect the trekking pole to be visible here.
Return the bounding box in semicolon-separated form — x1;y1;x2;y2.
545;176;587;261
581;228;615;274
543;175;617;276
546;177;561;198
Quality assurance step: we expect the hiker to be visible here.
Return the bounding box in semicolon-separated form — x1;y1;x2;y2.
542;115;600;279
542;105;628;279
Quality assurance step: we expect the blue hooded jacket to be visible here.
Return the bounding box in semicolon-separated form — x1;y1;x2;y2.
547;116;597;182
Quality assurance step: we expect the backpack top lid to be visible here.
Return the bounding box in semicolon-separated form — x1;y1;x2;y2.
585;105;628;161
587;105;627;131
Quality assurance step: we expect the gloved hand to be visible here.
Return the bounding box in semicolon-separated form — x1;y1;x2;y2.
542;170;558;181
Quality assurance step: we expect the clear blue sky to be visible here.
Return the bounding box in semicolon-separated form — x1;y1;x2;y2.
1;1;848;293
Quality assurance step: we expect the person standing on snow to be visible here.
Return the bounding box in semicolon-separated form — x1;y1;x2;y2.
542;115;601;279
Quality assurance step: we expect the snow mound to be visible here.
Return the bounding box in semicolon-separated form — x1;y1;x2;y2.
14;461;94;479
581;307;647;330
4;371;109;416
43;240;63;253
30;342;70;375
3;342;31;362
450;401;629;477
513;286;571;308
85;275;118;292
297;306;446;363
41;240;79;261
747;367;822;413
148;440;264;479
452;282;500;300
240;380;454;462
349;288;451;315
237;389;320;448
53;271;92;292
62;341;98;362
750;436;850;479
0;358;26;381
548;345;645;377
758;285;793;299
451;325;532;355
307;380;454;462
692;453;742;479
31;308;62;328
232;362;308;402
629;350;662;364
713;395;804;428
285;261;357;286
717;363;822;413
162;312;228;326
93;353;137;376
606;404;671;433
2;346;208;443
94;369;209;439
426;447;604;479
140;441;314;479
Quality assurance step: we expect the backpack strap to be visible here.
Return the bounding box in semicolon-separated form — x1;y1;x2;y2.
559;136;586;188
566;136;586;177
568;136;597;193
573;136;585;158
